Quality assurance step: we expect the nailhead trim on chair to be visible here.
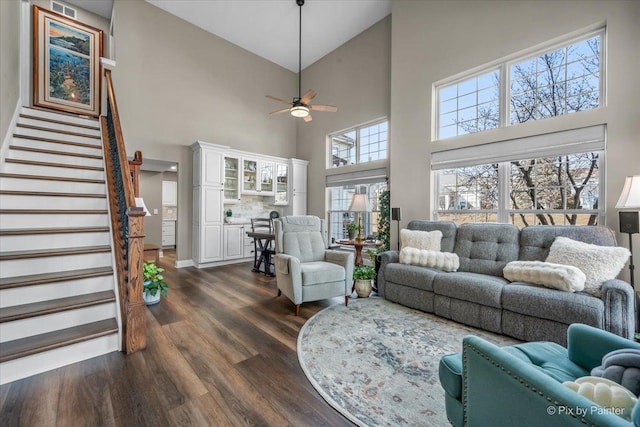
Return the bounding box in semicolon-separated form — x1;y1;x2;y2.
462;344;595;426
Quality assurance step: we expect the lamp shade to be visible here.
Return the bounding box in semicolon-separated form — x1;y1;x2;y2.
616;175;640;209
349;193;370;212
290;105;309;118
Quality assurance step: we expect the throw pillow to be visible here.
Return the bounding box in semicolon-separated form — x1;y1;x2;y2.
503;260;586;292
400;229;442;252
563;376;637;420
591;349;640;397
399;248;459;272
546;236;630;296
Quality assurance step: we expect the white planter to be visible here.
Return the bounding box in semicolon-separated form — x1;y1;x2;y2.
143;291;161;305
354;279;372;298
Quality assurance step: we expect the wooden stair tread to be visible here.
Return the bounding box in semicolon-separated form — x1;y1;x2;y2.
0;190;106;198
16;123;101;139
12;134;102;150
0;209;107;214
0;318;118;363
0;226;110;236
0;173;105;184
25;106;99;121
19;114;101;131
5;159;104;171
0;290;116;323
0;266;113;289
0;245;111;260
9;145;103;160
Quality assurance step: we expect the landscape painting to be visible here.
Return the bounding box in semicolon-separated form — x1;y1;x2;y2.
33;6;103;116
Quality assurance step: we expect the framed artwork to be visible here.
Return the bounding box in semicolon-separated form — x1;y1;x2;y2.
33;5;103;117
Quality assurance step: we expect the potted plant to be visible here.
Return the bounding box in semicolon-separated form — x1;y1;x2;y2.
353;264;376;298
143;261;168;305
346;222;360;240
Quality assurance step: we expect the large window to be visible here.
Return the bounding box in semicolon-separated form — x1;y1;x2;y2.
436;151;602;227
330;120;388;168
327;182;388;243
436;30;603;140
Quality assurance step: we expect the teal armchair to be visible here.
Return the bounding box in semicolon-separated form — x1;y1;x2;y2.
439;324;640;427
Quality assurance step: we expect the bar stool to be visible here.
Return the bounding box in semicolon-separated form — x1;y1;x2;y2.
251;218;275;275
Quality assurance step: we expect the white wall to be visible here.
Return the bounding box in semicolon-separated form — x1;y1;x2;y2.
297;16;391;218
112;0;297;262
0;0;21;148
390;0;640;280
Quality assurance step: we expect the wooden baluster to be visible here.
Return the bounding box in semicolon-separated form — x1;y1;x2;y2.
125;207;146;352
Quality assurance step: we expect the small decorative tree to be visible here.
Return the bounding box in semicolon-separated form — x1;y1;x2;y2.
377;190;390;252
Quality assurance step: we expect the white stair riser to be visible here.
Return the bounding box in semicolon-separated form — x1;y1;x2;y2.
2;162;105;180
0;194;108;210
0;231;111;252
0;252;113;278
14;127;102;146
0;213;109;229
21;107;100;128
0;334;118;385
8;149;104;168
0;302;117;342
10;137;103;156
18;117;101;137
0;177;106;194
0;275;115;308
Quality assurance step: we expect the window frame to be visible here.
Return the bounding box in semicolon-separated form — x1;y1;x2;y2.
433;27;605;141
328;118;389;169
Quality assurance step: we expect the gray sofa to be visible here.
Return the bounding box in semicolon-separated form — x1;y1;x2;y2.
377;221;634;345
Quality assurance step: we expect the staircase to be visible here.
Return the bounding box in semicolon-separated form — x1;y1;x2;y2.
0;107;120;385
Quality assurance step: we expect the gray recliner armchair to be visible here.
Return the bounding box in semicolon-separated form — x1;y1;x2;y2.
273;216;354;315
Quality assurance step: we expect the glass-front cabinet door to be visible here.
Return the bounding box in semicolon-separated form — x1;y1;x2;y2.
242;158;258;194
274;163;289;205
259;160;275;195
223;156;240;202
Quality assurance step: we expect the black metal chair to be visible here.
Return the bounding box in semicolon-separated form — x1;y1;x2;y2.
251;218;275;276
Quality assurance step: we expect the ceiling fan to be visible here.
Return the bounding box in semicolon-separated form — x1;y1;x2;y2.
266;0;337;122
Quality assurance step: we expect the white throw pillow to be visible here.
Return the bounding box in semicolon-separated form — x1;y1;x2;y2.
399;248;459;272
503;260;586;292
546;236;630;297
563;376;637;420
400;229;442;252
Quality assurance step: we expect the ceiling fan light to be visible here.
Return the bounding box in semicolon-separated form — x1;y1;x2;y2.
290;105;309;118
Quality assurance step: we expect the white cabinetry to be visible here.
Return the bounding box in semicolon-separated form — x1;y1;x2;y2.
162;181;177;206
274;163;289;205
242;158;275;196
192;142;227;266
223;225;245;260
286;159;308;216
223;155;241;203
162;220;176;246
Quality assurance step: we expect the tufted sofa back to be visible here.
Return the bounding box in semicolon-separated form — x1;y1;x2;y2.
454;223;520;277
407;220;457;252
274;216;327;263
519;225;617;261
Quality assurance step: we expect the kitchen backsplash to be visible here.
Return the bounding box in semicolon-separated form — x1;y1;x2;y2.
225;195;283;219
162;206;178;220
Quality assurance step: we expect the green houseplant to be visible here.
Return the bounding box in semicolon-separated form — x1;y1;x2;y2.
353;264;376;298
346;222;360;240
143;261;168;305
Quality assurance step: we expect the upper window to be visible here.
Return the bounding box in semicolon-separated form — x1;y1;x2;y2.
436;30;603;140
330;120;388;168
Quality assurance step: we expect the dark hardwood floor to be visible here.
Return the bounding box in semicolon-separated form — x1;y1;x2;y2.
0;249;353;426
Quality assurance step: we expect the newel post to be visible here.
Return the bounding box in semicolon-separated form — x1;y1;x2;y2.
126;206;147;353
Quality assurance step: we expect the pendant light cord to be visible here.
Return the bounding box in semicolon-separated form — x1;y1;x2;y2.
298;1;302;99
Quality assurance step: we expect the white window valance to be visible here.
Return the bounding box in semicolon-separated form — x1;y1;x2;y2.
431;125;605;170
325;167;387;187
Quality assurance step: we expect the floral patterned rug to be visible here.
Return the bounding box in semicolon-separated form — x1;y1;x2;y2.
297;297;518;426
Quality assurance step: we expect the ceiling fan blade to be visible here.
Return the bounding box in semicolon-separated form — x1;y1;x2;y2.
310;104;337;113
300;89;317;104
303;114;313;122
266;95;293;105
270;108;291;115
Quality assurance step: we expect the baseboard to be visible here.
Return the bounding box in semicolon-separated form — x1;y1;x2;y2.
192;258;254;269
175;259;194;268
0;98;21;172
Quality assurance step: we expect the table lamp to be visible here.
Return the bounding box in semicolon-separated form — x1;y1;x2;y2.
349;193;370;244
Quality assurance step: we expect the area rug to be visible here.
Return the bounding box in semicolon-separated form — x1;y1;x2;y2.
297;297;519;426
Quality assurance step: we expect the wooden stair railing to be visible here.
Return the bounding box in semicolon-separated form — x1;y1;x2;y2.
101;69;146;353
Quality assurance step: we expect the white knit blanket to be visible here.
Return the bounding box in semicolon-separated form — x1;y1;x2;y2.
399;248;459;272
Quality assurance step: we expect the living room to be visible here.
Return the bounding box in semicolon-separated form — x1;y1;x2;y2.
1;0;639;425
